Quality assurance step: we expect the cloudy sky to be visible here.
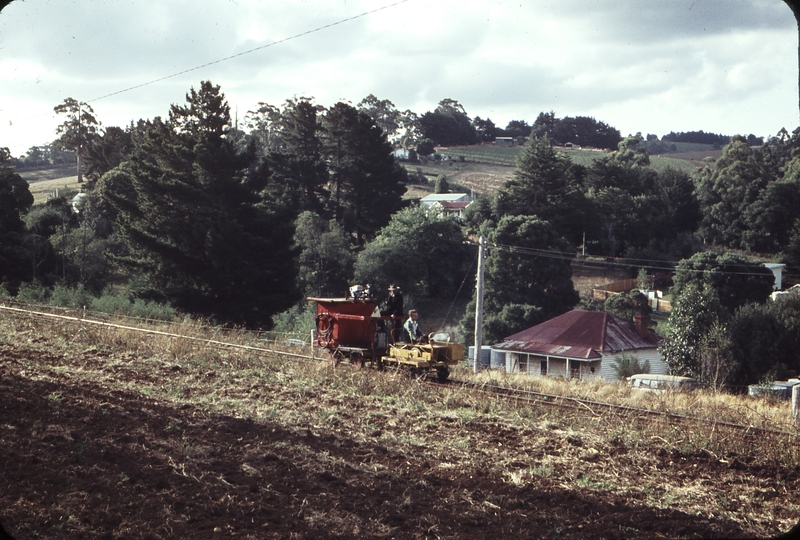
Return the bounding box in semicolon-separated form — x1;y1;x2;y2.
0;0;797;157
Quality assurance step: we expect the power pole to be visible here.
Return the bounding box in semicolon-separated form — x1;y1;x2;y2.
77;102;83;184
473;235;486;373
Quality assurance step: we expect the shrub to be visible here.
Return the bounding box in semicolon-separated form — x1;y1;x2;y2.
130;298;176;321
612;354;651;380
91;291;134;316
16;282;50;304
50;284;93;309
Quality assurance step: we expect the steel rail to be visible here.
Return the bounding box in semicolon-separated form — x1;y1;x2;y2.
438;377;796;437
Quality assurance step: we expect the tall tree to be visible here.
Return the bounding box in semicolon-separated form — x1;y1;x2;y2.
102;81;299;326
294;211;355;297
53;98;99;183
695;135;772;248
357;94;401;146
493;135;587;244
728;295;800;384
0;147;33;286
670;250;775;316
419;99;478;146
83;126;133;181
462;215;579;344
353;206;472;301
266;98;329;216
659;282;724;378
322;102;405;244
472;116;497;142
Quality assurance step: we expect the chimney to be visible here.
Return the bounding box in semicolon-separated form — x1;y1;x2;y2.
633;312;650;338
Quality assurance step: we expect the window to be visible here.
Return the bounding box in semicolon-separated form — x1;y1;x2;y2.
540;360;547;376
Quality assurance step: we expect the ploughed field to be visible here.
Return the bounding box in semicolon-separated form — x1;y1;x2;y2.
1;311;799;539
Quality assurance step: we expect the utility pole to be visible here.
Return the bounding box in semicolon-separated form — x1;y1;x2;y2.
473;235;486;374
77;102;83;184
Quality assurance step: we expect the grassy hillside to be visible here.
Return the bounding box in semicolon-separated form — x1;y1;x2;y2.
436;144;701;176
19;166;81;206
25;175;81;205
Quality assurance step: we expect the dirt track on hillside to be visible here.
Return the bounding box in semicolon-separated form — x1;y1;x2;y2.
1;334;799;539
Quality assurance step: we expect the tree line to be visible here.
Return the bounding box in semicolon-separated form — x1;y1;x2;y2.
2;82;799;386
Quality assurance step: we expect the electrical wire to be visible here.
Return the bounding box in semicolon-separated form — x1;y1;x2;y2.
4;0;414;128
464;239;789;280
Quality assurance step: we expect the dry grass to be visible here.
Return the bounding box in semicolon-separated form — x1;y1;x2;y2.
24;174;81;205
3;307;798;467
465;368;795;433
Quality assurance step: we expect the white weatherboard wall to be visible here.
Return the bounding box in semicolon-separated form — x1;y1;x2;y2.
502;348;666;381
599;349;667;381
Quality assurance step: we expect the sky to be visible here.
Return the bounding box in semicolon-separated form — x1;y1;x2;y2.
0;0;798;158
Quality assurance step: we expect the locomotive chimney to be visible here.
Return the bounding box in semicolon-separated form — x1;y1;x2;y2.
634;312;649;338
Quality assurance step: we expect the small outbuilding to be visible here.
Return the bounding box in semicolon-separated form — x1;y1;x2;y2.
491;310;667;381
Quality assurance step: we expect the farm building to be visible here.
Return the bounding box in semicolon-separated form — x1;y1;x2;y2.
495;137;515;147
490;310;667;381
419;193;472;209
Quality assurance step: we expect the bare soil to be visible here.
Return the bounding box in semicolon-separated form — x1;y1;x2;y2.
1;316;799;539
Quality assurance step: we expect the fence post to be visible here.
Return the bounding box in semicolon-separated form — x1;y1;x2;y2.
793;385;800;427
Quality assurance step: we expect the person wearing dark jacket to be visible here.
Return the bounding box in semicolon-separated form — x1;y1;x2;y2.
381;285;404;342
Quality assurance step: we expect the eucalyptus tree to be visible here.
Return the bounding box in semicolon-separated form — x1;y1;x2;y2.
53;97;99;183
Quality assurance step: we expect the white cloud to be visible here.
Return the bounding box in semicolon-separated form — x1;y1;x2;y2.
0;0;797;156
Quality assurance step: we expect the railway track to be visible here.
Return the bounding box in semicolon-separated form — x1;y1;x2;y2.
434;377;795;436
1;303;795;438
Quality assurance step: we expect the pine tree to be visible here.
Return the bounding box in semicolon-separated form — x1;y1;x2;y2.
0;147;32;286
102;81;299;326
322;102;405;245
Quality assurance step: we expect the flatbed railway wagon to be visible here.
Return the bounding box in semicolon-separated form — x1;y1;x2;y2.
308;287;462;380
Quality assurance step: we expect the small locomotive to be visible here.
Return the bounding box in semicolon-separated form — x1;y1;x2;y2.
307;285;462;380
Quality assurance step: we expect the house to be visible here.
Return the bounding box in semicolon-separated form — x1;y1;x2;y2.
419;193;471;209
490;310;667;381
433;200;472;220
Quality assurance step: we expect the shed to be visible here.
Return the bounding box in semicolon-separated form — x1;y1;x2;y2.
491;310;667;381
495;137;515;147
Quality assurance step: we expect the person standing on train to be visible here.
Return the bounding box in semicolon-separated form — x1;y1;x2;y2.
381;284;404;341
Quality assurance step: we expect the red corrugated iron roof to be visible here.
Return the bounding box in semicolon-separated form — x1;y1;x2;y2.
492;310;659;358
438;201;471;209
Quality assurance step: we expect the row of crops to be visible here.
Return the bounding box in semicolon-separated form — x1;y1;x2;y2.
437;145;698;173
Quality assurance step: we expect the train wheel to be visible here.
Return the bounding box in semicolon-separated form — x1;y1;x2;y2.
326;350;341;367
436;366;450;382
408;367;426;380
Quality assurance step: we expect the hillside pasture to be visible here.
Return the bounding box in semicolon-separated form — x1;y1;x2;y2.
19;168;81;206
436;144;701;176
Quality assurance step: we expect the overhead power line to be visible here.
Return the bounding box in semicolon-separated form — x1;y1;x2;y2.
86;0;413;105
3;0;413;131
466;240;783;279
